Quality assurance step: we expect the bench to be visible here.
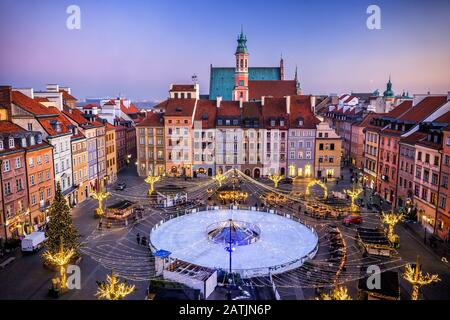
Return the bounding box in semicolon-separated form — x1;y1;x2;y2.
0;257;15;269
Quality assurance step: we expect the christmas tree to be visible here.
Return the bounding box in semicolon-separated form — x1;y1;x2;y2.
45;183;80;255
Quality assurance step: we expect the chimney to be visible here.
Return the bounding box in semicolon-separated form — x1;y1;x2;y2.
216;96;222;108
239;97;243;109
310;95;316;112
0;86;12;121
285;96;291;114
46;84;59;92
261;96;265;106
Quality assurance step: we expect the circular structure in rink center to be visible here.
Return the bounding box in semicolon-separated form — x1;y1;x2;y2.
150;209;319;278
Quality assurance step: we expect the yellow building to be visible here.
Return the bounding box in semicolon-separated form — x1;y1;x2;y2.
105;123;118;184
315;120;342;179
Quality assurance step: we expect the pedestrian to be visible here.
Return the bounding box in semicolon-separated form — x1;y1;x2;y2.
136;233;141;245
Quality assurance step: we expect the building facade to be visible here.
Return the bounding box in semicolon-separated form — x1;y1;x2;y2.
315;121;342;179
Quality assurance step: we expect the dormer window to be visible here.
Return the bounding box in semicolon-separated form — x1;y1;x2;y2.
280;119;285;127
21;138;27;148
37;135;42;144
270;120;276;126
9;138;14;148
0;140;3;150
30;135;35;146
298;118;304;126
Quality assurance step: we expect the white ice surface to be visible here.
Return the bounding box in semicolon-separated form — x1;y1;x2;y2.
150;209;318;271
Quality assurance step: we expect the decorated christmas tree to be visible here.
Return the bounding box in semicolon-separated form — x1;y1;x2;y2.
45;183;80;255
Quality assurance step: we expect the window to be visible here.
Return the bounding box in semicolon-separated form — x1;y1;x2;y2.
15;157;21;168
16;178;22;191
31;194;36;206
30;175;35;186
3;160;10;172
4;181;11;195
0;140;3;150
9;138;14;148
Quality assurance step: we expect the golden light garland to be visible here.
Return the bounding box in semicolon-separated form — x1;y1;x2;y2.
403;256;440;300
218;190;248;202
381;211;404;245
306;180;328;199
96;271;136;300
42;240;76;291
268;174;284;189
144;175;161;195
317;285;352;300
91;190;111;217
213;173;227;187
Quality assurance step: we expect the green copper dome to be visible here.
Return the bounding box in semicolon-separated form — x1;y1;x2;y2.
236;28;248;54
383;76;394;98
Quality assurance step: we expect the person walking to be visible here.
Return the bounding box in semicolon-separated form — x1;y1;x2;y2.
136;233;141;245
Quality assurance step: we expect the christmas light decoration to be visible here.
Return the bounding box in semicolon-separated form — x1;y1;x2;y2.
403;256;440;300
344;187;362;212
381;211;404;245
306;180;328;199
268;174;284;188
96;271;135;300
42;239;76;292
213;173;227;187
91;190;111;217
144;175;161;195
317;285;352;300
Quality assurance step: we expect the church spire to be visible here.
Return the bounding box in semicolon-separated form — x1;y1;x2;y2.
280;53;284;80
295;65;301;95
236;25;248;54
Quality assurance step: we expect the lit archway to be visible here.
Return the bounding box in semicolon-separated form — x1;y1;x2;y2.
306;179;328;199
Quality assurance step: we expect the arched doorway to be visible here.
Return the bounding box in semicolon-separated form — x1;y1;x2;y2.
280;167;285;176
244;169;251;176
253;168;261;178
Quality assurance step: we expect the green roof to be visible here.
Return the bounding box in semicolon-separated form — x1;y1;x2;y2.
209;67;281;100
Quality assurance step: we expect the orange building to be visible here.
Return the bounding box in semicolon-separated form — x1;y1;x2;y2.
437;126;450;240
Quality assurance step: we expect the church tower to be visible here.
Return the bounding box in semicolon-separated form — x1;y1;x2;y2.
233;27;249;102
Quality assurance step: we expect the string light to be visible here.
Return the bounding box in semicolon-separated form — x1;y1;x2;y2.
91;190;111;217
381;211;404;245
403;256;440;300
42;239;76;291
268;174;284;189
306;180;328;199
344;187;362;212
213;173;227;187
317;285;352;300
96;270;136;300
144;175;161;195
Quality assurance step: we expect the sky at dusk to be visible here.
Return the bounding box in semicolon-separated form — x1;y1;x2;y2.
0;0;449;101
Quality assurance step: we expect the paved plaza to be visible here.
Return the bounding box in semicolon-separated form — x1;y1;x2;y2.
0;166;449;300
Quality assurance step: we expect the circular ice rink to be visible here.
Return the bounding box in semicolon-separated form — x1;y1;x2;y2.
150;209;319;277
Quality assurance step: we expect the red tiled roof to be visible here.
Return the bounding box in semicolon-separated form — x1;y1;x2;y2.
433;110;450;124
83;103;99;109
399;96;447;122
170;85;196;92
386;100;413;118
217;101;241;117
400;131;427;145
354;113;383;127
105;122;116;130
59;89;77;101
262;97;288;128
242;101;262;119
0;121;26;133
164;99;197;117
136;111;164;127
289;95;320;129
63;108;103;127
34;97;49;103
194;100;217;129
248;80;296;100
37;108;72;136
11;91;56;116
104;99;140;114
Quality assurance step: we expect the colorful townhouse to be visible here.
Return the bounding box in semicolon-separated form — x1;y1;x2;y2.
241;101;264;177
114;124;127;172
315;120;342;179
136;111;165;177
0;123;29;240
192;100;216;177
287;96;319;178
437;126;450;240
105;123;118;184
261;97;289;176
163;98;197;177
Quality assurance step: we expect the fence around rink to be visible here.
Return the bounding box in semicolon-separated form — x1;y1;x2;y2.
149;205;319;278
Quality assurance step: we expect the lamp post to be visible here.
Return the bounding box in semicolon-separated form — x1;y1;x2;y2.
225;218;235;301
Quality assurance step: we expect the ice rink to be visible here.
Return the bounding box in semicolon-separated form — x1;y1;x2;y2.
150;209;318;275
